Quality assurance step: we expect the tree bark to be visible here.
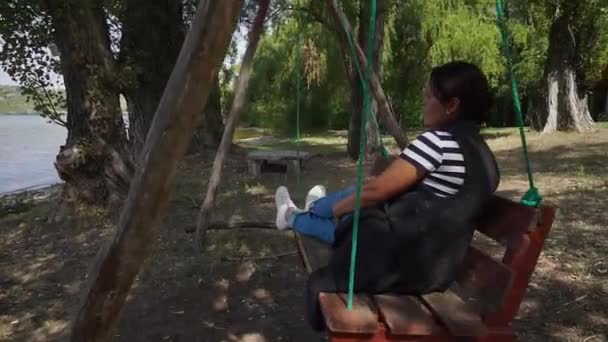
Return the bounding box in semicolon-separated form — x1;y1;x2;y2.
69;2;242;341
605;87;608;116
196;0;271;249
119;0;186;159
347;75;364;159
603;66;608;117
526;82;545;131
189;73;224;153
538;13;595;133
324;0;407;152
366;0;385;156
346;0;385;160
43;0;133;207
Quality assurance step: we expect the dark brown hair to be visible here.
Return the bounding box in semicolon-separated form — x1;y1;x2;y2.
430;61;494;124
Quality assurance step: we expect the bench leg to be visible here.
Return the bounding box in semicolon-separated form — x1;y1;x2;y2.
287;159;301;177
248;160;261;178
476;329;516;342
329;331;452;342
476;336;516;342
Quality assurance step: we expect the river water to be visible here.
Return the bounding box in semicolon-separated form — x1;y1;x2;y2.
0;115;66;194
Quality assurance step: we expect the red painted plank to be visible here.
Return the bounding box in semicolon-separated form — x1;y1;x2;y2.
320;292;378;334
374;295;444;336
477;196;537;247
486;206;557;325
421;290;487;337
454;246;513;314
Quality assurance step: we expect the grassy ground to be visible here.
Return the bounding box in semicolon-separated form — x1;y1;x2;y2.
1;126;607;341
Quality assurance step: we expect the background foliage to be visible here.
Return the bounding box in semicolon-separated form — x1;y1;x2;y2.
239;0;608;135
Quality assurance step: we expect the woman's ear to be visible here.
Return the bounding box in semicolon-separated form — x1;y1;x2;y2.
445;97;461;116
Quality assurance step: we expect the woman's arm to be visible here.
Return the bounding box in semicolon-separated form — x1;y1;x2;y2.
332;158;424;218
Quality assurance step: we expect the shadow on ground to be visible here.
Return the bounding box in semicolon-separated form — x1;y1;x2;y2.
1;129;607;341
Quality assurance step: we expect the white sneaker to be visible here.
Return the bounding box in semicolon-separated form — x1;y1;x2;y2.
275;186;301;230
305;185;326;211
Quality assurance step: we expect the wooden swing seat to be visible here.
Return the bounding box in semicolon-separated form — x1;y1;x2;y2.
295;195;556;341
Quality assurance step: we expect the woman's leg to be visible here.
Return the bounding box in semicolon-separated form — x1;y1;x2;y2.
288;212;336;244
288;186;356;244
307;185;356;218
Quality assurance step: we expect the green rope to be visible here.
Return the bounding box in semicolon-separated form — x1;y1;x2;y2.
495;0;542;207
346;0;376;310
296;0;385;309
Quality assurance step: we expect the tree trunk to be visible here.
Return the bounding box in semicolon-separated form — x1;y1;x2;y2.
538;14;595;134
604;67;608;117
119;0;185;159
346;0;385;160
43;0;133;207
366;0;385;156
347;75;364;159
605;87;608;116
196;0;271;249
189;73;224;153
324;0;407;152
527;82;545;131
69;2;242;341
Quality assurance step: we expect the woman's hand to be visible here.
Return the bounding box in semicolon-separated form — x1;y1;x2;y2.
364;176;376;184
332;204;342;221
330;158;424;218
332;205;340;227
333;216;341;227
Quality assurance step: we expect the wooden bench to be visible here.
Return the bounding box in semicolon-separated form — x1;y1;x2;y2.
247;150;311;178
295;195;556;341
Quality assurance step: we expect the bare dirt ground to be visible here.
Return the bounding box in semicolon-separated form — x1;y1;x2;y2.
1;127;607;342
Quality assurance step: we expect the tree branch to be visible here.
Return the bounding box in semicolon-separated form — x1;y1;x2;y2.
221;251;297;262
195;0;271;250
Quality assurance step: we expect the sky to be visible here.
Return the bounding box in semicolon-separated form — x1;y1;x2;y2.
0;68;18;86
0;32;246;87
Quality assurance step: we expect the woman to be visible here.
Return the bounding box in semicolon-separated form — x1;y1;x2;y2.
275;61;500;330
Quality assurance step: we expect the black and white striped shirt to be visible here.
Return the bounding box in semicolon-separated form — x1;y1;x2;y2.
400;130;466;197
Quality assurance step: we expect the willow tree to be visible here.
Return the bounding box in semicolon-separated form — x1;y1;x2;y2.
383;0;504;125
42;0;133;206
0;0;229;207
541;2;594;132
514;0;608;133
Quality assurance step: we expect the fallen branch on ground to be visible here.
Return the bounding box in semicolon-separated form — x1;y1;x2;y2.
221;251;298;262
185;221;276;233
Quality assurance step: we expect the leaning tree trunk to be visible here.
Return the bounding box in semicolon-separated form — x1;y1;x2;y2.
196;0;271;249
539;15;595;134
69;2;242;340
346;0;385;160
324;0;407;152
43;0;133;207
